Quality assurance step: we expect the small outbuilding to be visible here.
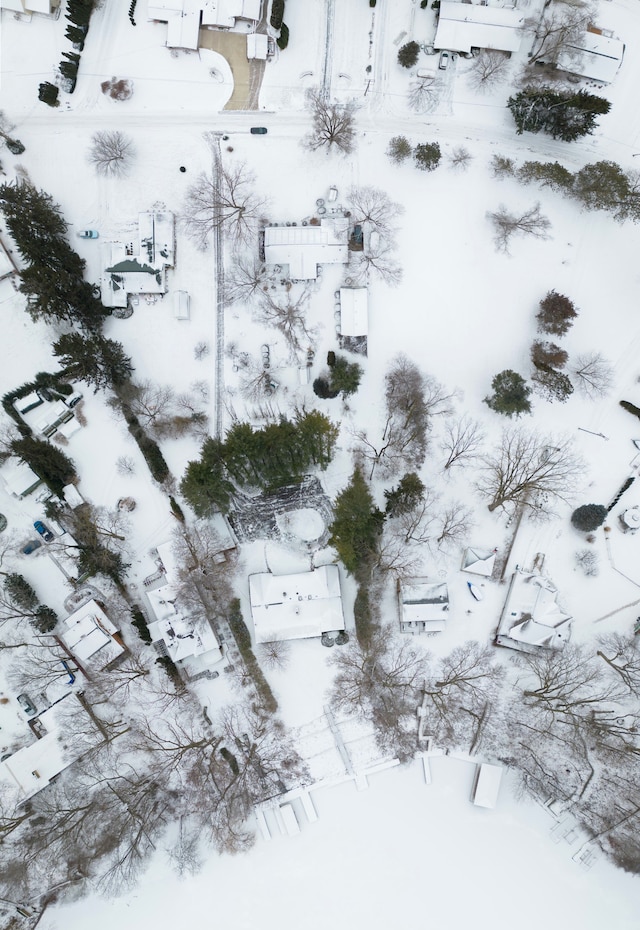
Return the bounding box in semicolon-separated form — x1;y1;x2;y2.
399;578;449;634
338;287;368;337
461;547;496;578
471;762;503;809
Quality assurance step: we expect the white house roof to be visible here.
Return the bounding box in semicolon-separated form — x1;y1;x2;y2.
339;288;368;336
264;220;349;280
247;32;269;59
556;31;624;83
25;400;72;437
62;483;84;508
496;569;572;652
434;1;524;54
60;600;124;669
0;694;100;800
1;457;41;497
249;565;345;643
101;213;174;308
462;547;496;577
473;763;503;809
146;580;222;664
400;579;449;633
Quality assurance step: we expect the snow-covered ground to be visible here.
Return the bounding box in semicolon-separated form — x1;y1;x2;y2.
1;0;640;923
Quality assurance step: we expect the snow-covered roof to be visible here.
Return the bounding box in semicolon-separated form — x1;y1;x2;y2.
472;763;503;809
1;457;41;497
23;400;73;438
496;569;572;653
264;219;349;280
0;0;53;11
63;483;84;508
247;32;269;59
461;547;496;577
249;565;345;643
556;31;624;83
101;213;174;308
146;581;222;665
339;288;368;336
0;694;100;800
434;1;524;54
399;579;449;633
60;600;125;670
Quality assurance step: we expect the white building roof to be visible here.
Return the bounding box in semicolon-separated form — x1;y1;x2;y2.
462;547;496;577
435;1;524;54
473;763;503;809
62;483;84;508
25;400;72;437
556;31;624;83
339;288;368;336
101;213;174;308
0;694;100;800
60;600;124;670
496;569;572;652
1;457;41;497
146;581;222;664
249;565;345;643
400;579;449;633
247;32;269;59
264;219;349;280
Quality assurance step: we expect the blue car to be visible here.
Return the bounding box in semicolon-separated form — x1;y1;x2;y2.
34;520;54;542
77;229;99;239
22;539;42;555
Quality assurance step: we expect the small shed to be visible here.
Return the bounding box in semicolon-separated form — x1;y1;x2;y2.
174;290;190;320
339;288;368;337
247;33;269;60
399;579;449;634
472;763;503;809
461;547;496;577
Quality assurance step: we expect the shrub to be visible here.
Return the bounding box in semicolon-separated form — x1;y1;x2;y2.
414;142;441;171
136;434;170;483
169;495;185;522
620;400;640;421
537;290;578;336
398;41;420;69
276;22;289;49
156;655;185;691
354;584;375;649
38;82;60;107
327;351;336;367
228;598;278;714
131;606;152;644
571;504;607;532
270;0;285;29
387;135;412;164
313;377;338;399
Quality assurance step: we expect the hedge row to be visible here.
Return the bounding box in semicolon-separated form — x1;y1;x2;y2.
228;598;278;714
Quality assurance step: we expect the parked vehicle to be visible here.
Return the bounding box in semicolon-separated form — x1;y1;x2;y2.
21;539;41;555
17;693;37;716
250;127;268;135
64;391;83;408
77;229;99;239
34;520;54;542
439;51;450;70
328;186;338;203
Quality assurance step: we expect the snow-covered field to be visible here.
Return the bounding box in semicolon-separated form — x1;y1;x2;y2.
2;0;640;924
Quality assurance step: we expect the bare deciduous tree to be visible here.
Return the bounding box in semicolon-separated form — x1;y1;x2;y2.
254;289;315;354
115;455;135;476
448;146;473;171
124;380;175;428
224;255;271;305
476;427;584;516
571;352;614;399
440;415;485;470
487;203;552;254
304;88;357;155
347;186;404;240
194;341;210;361
181;162;267;249
348;240;403;287
468;50;511;93
434;500;474;551
407;76;438;113
490;155;516;179
527;1;597;66
87;130;135;178
257;638;291;671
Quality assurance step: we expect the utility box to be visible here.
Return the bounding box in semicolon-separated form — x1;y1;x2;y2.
174;290;190;320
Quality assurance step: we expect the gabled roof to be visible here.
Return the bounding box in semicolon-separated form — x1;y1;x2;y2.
434;1;524;54
496;569;571;653
399;578;449;633
339;288;368;336
60;600;125;670
556;31;624;83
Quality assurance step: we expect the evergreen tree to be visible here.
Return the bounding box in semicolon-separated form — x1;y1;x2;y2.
4;573;38;611
53;333;133;389
329;467;385;575
536;290;578;336
532;368;574;403
11;436;76;494
384;472;425;516
572;161;637;219
398;41;420;68
38;82;60;107
414;142;441;171
517;160;574;192
507;87;610;142
33;605;58;633
571;504;607;532
328;355;363;397
484;370;532;418
531;340;568;370
180;439;234;516
387;136;412;164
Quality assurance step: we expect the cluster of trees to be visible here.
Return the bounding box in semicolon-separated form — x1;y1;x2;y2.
313;352;363;399
387;135;441;170
0;182;108;333
508;87;610;142
0;570;57;634
180;410;338;516
494;154;640;225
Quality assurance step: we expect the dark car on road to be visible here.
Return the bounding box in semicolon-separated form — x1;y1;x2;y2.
250;127;268;134
34;520;54;542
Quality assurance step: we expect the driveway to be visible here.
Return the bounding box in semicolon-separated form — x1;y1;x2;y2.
198;28;265;110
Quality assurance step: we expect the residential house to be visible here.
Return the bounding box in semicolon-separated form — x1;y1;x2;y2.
101;212;175;309
263;218;349;281
58;599;126;675
399;578;449;634
249;565;345;644
552;29;624;84
0;0;58;15
149;0;261;51
434;1;524;55
1;456;41;498
496;568;571;653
